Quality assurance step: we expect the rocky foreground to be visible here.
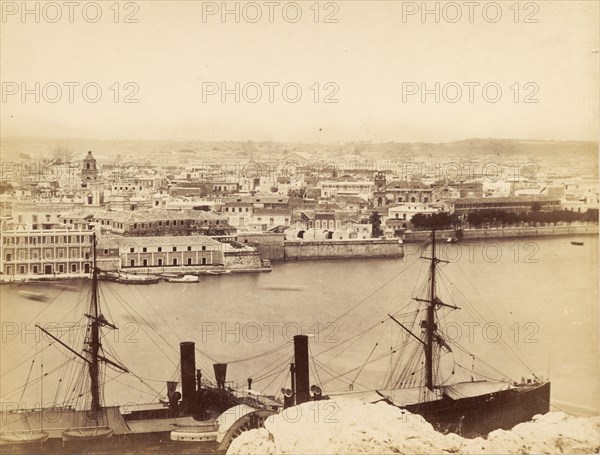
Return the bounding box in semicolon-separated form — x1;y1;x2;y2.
228;399;600;454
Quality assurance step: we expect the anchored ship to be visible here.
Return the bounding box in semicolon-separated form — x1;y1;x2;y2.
353;230;551;436
0;234;275;453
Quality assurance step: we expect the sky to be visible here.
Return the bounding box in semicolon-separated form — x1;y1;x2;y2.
1;0;598;143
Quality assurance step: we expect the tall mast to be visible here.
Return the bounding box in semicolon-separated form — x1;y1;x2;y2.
425;229;436;390
89;232;101;415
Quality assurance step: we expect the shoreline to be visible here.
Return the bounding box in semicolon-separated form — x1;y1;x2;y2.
401;224;598;243
1;226;597;283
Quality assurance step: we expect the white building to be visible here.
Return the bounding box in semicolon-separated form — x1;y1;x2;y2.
388;203;444;222
318;180;374;200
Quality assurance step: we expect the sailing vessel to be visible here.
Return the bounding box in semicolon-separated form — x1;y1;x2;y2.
356;230;551;436
0;234;273;452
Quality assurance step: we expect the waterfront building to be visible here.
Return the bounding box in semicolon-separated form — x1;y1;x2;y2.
97;235;224;270
1;227;94;278
451;196;561;215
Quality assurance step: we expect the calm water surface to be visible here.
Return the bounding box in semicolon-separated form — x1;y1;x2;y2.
1;235;598;416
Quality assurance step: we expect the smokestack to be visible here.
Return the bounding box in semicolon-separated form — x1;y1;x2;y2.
294;335;310;405
180;342;196;409
213;363;228;390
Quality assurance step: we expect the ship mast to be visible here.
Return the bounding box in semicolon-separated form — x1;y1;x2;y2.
89;232;101;415
36;232;128;416
425;230;436;390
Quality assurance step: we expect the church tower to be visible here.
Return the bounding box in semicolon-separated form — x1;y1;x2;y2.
373;171;387;208
82;151;98;187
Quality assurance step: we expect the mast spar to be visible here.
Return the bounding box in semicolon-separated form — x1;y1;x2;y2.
425;229;436;391
88;232;101;416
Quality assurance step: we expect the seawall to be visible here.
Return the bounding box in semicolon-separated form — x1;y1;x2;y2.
284;239;404;261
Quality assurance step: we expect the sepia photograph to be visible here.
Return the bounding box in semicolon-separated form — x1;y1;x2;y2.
0;1;598;454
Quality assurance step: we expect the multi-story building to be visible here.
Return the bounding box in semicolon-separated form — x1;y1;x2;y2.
11;201;83;230
97;235;224;270
1;227;94;278
251;208;291;229
318;180;374;200
222;201;254;228
373;175;434;208
61;209;233;236
451;196;561;215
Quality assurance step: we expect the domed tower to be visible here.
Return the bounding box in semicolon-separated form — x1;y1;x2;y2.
82;151;98;188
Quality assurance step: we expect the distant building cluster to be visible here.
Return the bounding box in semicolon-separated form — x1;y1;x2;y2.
0;147;597;279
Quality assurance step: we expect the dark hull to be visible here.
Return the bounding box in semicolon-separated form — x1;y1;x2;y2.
405;382;551;437
0;432;217;454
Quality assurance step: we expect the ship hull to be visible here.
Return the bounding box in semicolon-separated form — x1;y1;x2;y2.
0;406;217;454
405;382;551;437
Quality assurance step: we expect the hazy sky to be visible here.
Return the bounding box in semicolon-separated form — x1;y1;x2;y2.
1;1;598;142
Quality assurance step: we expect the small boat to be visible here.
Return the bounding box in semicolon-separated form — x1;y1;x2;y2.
117;274;159;285
0;430;49;445
570;241;584;246
446;236;458;243
204;270;232;276
167;275;200;283
161;272;180;279
62;426;113;442
17;291;49;302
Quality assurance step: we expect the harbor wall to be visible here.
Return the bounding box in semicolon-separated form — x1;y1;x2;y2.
224;250;264;269
283;239;403;261
237;232;285;261
402;224;598;242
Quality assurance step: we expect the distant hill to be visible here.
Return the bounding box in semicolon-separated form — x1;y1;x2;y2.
0;137;597;169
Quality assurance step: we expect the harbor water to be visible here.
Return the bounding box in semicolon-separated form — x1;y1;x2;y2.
1;235;598;417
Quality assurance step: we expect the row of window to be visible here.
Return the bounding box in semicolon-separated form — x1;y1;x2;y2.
2;235;91;245
128;245;208;253
129;257;210;267
294;220;357;229
5;262;90;275
456;201;559;209
5;250;90;261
